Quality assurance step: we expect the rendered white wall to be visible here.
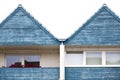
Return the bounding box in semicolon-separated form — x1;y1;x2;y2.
0;53;5;67
40;52;59;67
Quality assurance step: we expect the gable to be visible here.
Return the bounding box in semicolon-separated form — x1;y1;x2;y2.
64;5;120;46
0;5;60;46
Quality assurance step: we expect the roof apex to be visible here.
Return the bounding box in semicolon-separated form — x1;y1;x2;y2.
103;4;107;7
0;5;60;45
18;4;22;7
64;5;120;45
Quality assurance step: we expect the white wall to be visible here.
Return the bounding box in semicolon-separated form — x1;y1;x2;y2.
0;53;5;67
41;52;59;67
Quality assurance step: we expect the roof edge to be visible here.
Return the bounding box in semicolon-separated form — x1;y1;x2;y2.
64;4;120;45
0;4;60;45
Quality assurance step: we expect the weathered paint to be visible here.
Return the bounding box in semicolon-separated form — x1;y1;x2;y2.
64;5;120;46
0;68;59;80
65;67;120;80
0;4;120;80
0;5;60;46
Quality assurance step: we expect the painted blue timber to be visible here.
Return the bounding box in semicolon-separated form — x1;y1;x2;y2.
0;5;60;46
64;4;120;46
0;68;59;80
65;67;120;80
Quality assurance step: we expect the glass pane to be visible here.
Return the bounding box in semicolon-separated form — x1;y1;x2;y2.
6;55;22;67
86;52;102;65
106;52;120;65
25;55;40;67
66;53;83;65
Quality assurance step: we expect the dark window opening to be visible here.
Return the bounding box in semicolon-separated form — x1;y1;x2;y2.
7;56;23;68
24;56;40;68
6;55;40;68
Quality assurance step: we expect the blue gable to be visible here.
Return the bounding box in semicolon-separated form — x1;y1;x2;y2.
64;4;120;46
0;5;60;46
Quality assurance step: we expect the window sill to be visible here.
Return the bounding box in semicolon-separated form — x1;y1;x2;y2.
65;65;120;67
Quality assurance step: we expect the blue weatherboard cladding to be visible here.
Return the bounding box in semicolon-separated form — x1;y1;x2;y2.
64;5;120;46
65;67;120;80
0;68;59;80
0;5;60;46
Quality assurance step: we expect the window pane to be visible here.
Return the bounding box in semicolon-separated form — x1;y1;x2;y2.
66;53;83;65
106;52;120;65
25;55;40;67
6;55;22;67
86;52;102;65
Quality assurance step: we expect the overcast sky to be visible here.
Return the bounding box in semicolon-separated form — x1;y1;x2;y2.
0;0;120;39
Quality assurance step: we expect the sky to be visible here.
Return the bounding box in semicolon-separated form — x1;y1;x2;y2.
0;0;120;39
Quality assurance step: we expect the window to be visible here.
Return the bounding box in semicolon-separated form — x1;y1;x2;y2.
6;55;22;68
86;52;102;65
66;52;83;65
6;55;40;68
24;55;40;67
106;52;120;65
65;51;120;67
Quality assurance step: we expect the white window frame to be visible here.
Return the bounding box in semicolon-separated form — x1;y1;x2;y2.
65;51;120;67
65;52;83;66
85;51;102;65
106;51;120;65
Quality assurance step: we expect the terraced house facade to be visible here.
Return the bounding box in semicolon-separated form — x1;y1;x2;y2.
0;4;120;80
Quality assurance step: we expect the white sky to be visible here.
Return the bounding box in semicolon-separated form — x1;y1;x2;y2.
0;0;120;39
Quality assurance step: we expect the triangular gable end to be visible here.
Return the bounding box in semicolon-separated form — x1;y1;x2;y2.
64;4;120;46
0;4;60;46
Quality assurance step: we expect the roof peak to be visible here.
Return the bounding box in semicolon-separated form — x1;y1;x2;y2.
103;4;107;7
0;4;60;45
64;4;120;45
18;4;22;7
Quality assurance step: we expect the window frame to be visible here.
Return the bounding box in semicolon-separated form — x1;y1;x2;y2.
65;52;84;66
5;54;40;68
85;51;102;65
65;51;120;67
106;51;120;65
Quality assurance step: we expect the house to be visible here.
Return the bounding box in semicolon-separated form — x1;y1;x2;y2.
64;4;120;80
0;4;120;80
0;4;60;80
